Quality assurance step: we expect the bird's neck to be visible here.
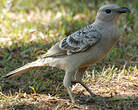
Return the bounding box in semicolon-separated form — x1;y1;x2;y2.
94;19;115;26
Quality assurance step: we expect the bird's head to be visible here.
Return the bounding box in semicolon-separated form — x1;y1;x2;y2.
95;4;130;24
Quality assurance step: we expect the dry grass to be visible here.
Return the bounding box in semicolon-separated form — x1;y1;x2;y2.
0;0;138;109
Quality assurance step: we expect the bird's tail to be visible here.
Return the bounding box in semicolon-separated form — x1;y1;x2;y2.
2;58;47;78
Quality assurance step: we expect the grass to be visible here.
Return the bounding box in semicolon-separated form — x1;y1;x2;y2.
0;0;138;109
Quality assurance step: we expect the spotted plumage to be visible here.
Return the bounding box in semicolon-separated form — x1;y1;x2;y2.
59;24;102;55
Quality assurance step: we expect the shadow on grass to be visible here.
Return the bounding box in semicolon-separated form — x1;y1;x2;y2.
0;42;138;109
1;74;138;110
3;94;138;110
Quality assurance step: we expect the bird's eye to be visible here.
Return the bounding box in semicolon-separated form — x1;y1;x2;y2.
105;9;111;14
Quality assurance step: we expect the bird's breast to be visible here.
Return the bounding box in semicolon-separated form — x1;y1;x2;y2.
79;26;120;67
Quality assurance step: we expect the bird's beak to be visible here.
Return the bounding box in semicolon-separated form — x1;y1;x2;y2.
117;6;131;13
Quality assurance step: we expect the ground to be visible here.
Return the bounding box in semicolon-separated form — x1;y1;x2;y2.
0;0;138;110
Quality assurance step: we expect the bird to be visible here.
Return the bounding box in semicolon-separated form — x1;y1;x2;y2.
2;4;130;103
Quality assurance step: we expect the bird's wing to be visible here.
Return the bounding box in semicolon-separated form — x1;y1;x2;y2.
40;24;102;58
59;24;102;55
39;42;67;58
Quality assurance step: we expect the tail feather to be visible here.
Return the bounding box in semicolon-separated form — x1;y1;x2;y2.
2;59;47;78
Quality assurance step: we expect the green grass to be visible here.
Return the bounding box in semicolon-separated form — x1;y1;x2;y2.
0;0;138;109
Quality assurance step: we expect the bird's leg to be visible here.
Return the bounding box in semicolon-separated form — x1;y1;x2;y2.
72;67;105;102
71;80;96;97
78;81;96;97
78;80;105;102
72;67;96;97
63;69;76;103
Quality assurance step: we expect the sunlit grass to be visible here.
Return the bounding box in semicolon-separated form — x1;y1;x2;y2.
0;0;137;109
